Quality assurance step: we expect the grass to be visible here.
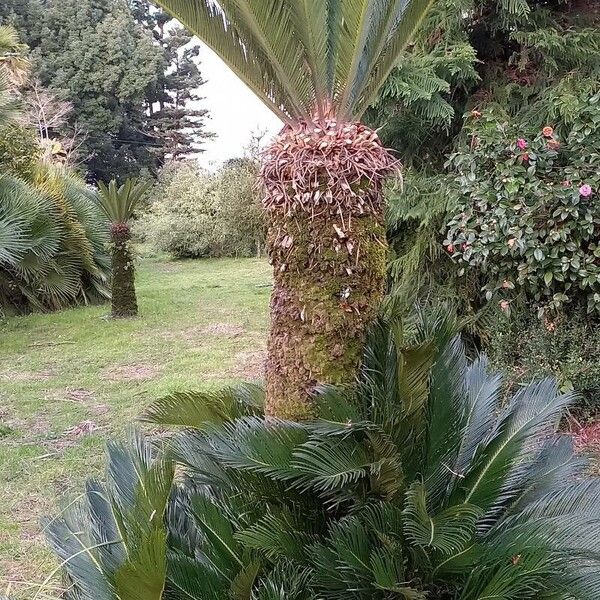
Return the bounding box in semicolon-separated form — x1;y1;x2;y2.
0;253;271;596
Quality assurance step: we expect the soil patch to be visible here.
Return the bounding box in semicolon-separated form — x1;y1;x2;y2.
0;368;57;383
234;350;266;380
200;323;246;337
101;363;160;382
572;421;600;452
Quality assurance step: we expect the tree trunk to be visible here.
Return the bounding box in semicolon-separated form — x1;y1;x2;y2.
110;223;137;318
261;119;396;420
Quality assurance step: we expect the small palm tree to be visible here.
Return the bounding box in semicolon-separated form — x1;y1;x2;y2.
97;178;150;318
0;25;29;127
153;0;436;419
46;311;600;599
0;171;110;313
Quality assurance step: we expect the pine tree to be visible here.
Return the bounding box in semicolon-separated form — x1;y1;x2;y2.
150;22;212;161
0;0;211;180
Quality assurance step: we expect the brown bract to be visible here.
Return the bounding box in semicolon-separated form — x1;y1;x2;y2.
261;118;399;218
111;222;131;236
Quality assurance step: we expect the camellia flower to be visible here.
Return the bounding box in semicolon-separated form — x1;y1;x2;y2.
521;152;530;162
547;139;560;151
471;109;482;119
447;244;455;253
579;184;593;198
562;180;571;187
517;138;528;150
542;126;554;138
500;300;510;311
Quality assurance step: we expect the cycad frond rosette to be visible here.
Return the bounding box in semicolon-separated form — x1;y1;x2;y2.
154;0;434;418
45;312;600;598
97;178;150;318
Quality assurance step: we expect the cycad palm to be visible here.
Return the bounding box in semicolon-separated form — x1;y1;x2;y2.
97;179;150;318
154;0;436;419
46;310;600;599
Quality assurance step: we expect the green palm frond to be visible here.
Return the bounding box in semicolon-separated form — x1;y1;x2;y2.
97;178;151;225
154;0;437;121
141;384;264;428
44;429;173;600
0;25;28;126
0;72;20;126
0;25;29;79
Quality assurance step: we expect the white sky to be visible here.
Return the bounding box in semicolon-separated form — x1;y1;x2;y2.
194;43;283;169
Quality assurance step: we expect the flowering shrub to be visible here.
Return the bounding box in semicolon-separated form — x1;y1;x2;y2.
445;94;600;314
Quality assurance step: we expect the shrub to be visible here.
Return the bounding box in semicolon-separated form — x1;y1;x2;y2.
139;160;264;259
444;96;600;315
216;160;265;257
0;124;40;180
486;306;600;413
46;311;600;599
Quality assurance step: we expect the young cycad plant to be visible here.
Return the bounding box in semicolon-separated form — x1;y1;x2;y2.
153;0;438;419
45;310;600;599
97;178;150;318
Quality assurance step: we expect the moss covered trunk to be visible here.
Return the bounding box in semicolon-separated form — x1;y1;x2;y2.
110;224;137;318
261;119;395;420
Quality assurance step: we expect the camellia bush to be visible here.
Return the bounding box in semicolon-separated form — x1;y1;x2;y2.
444;95;600;315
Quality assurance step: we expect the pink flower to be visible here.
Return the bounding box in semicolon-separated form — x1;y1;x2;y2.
579;184;593;198
500;300;510;311
517;138;528;150
542;126;554;138
446;244;455;254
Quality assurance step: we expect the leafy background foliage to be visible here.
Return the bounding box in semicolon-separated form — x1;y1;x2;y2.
0;0;212;181
445;104;600;315
137;160;264;259
0;28;110;316
370;0;600;408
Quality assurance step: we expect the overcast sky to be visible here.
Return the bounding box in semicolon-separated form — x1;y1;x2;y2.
195;43;283;169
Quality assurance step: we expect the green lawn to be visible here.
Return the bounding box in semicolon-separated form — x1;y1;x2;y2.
0;254;271;596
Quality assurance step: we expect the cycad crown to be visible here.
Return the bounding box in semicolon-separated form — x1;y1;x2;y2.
155;0;435;122
97;178;151;225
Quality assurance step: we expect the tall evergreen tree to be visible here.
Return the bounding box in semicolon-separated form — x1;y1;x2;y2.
1;0;213;180
29;0;164;182
149;20;213;161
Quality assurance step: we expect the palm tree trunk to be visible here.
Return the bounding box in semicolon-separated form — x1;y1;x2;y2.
110;224;137;318
261;119;395;420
